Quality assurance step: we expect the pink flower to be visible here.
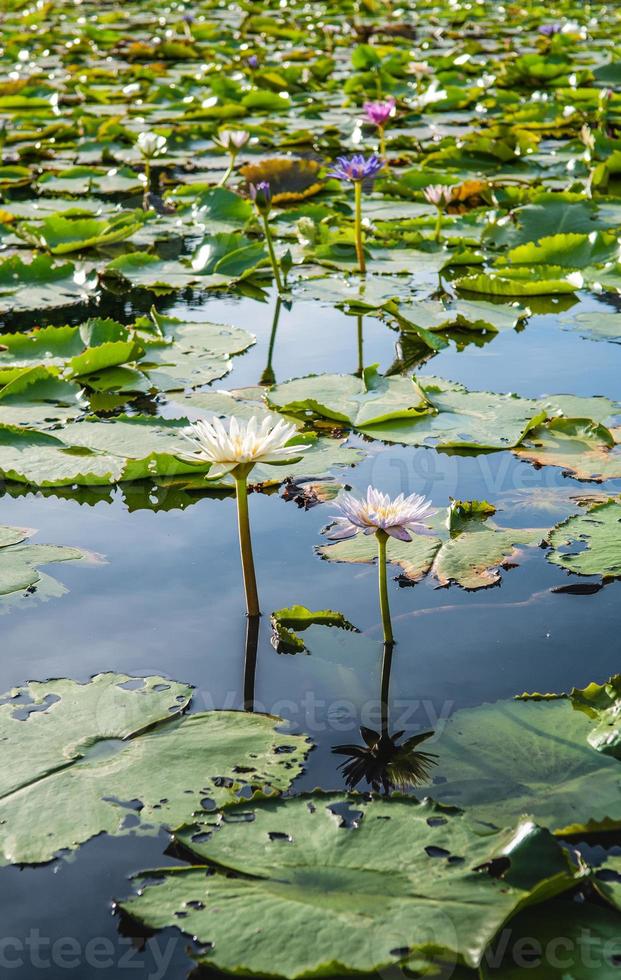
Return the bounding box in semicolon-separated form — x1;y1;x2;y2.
363;98;396;128
423;184;453;208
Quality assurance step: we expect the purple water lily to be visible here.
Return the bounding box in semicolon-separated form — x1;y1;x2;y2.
328;154;383;183
249;180;272;208
363;98;395;128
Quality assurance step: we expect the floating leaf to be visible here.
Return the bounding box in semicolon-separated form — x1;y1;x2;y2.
267;366;429;426
456;267;583;297
0;255;95;313
271;605;358;653
514;419;621;481
17;211;145;254
122;795;578;977
481;900;621;979
361;376;546;451
0;525;92;600
0;673;308;865
426;696;621;834
548;499;621;579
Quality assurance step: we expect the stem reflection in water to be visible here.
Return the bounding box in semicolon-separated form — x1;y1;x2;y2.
333;640;438;795
243;614;260;712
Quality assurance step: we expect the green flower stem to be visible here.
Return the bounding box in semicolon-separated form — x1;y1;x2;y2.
379;127;387;161
354;179;366;275
261;212;284;293
219;152;237;187
234;471;260;617
143;159;151;209
356;314;364;378
376;529;394;645
434;206;443;243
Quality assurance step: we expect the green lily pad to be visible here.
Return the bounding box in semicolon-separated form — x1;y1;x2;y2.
0;255;95;313
17;211;145;254
514;420;621;481
271;605;358;653
361;376;546;450
138;311;254;391
426;696;621;835
0;524;91;599
456;267;584;297
548;499;621;579
0;673;308;866
122;794;579;977
267;365;429;427
500;231;620;269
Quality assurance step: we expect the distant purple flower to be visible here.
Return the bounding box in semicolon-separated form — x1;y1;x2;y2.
328;154;383;183
182;12;195;24
363;98;395;128
246;55;260;69
539;23;561;36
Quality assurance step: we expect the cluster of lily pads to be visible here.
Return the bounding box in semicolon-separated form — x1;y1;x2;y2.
1;0;621;976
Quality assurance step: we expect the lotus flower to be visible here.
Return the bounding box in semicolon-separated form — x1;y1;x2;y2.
213;129;250;151
327;154;383;183
423;184;453;207
183;414;305;470
136;131;167;159
423;185;454;241
363;98;395;128
325;487;437;543
184;415;307;618
248;180;272;211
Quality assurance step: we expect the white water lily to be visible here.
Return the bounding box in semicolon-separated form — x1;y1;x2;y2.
213;129;250;151
136;131;168;159
183;414;307;469
423;184;453;208
326;487;438;543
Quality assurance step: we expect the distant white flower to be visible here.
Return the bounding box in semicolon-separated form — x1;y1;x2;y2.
213;129;250;151
423;184;453;208
408;60;432;77
182;414;307;468
325;487;438;543
136;131;168;159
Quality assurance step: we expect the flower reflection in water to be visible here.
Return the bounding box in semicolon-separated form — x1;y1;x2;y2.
333;643;438;794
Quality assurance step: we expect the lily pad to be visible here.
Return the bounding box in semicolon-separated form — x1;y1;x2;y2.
271;605;358;653
361;376;546;451
17;212;145;254
0;255;95;313
514;420;621;481
481;899;621;979
122;794;579;977
0;673;309;865
0;525;91;600
426;696;621;835
548;499;621;579
267;365;429;427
